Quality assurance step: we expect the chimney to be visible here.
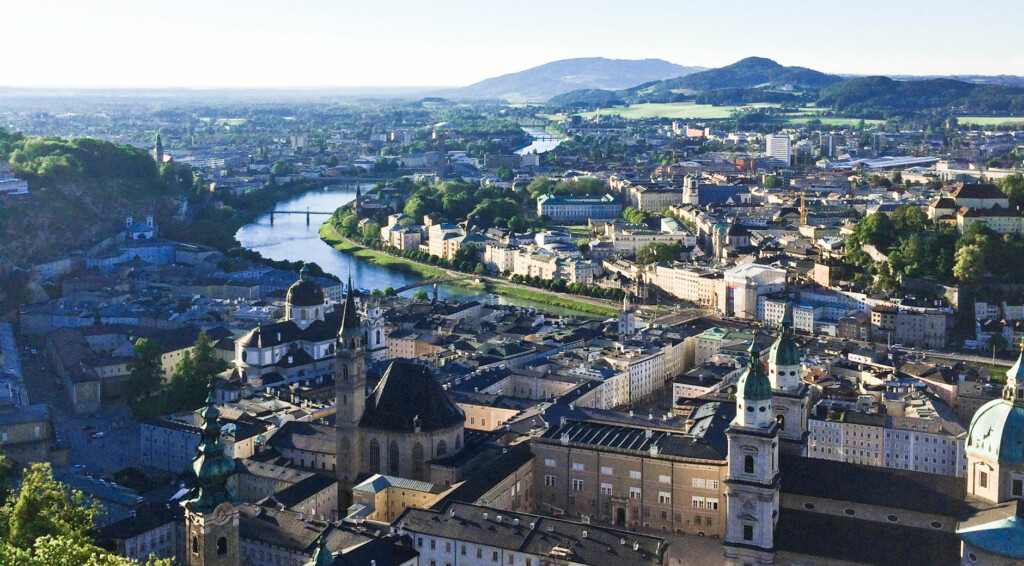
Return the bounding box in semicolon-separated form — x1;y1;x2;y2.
582;530;588;538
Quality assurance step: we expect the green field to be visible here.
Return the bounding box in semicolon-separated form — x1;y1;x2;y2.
957;116;1024;126
577;102;781;120
782;117;885;126
480;281;619;318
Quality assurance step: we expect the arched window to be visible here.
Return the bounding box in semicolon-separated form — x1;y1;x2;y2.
376;329;381;344
216;537;227;556
389;441;400;476
192;535;199;555
368;438;381;474
437;440;448;457
315;308;320;318
343;365;349;380
301;309;307;320
455;433;462;452
744;455;755;474
776;415;786;430
412;442;425;480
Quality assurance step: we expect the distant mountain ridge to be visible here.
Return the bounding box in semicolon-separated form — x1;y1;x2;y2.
549;57;844;107
434;58;705;102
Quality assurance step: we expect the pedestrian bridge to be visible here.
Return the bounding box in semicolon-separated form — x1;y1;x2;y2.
394;275;476;294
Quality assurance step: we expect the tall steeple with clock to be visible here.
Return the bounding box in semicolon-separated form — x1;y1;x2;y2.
182;384;239;566
364;300;388;362
724;342;780;566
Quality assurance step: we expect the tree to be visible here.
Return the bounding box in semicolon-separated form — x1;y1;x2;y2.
890;204;928;233
636;242;681;265
507;215;528;233
623;206;647;225
997;173;1024;208
192;331;226;384
126;338;163;402
474;263;485;275
763;175;782;188
412;289;429;301
0;451;12;504
362;222;381;240
989;333;1009;354
1;463;97;550
954;244;985;282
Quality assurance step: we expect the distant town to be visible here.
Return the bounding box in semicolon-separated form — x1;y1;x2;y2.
2;54;1024;566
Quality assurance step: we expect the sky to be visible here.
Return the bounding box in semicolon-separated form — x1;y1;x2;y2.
4;0;1023;88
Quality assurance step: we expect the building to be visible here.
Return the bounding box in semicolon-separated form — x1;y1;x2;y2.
532;402;731;536
719;264;787;319
536;194;622;223
398;501;668;566
764;134;791;166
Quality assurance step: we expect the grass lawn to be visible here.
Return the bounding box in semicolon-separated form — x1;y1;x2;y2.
481;281;619;318
577;102;781;120
964;360;1014;383
319;223;450;280
957;116;1024;126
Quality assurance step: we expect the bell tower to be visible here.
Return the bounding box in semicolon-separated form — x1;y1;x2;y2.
183;384;239;566
364;300;388;363
336;277;365;504
766;304;812;455
724;342;780;566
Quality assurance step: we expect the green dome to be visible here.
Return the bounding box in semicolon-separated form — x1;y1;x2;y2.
737;342;773;402
967;399;1024;465
768;334;801;367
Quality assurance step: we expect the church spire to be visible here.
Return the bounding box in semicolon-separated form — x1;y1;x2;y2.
154;133;164;164
340;275;361;338
1004;339;1024;405
185;381;235;513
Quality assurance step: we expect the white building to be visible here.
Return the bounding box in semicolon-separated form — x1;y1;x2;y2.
765;134;791;166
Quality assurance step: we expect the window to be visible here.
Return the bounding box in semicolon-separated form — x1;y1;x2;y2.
979;470;989;489
445;542;451;552
744;455;755;474
572;462;584;472
493;551;499;561
707;498;719;510
216;537;227;556
601;466;613;475
743;524;754;542
572;479;584;491
692;478;706;489
544;475;556;487
709;480;719;490
191;536;198;555
437;440;447;456
658;475;671;484
630;487;642;499
417;537;423;548
658;492;671;504
630;470;641;479
600;483;612;495
430;540;436;550
477;548;483;559
461;545;466;555
545;458;556;467
1014;479;1024;498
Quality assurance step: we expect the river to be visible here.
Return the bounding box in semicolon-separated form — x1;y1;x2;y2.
516;127;564;155
234;186;597;317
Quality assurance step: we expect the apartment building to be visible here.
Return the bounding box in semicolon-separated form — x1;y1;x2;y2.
537;194;622;223
647;263;721;307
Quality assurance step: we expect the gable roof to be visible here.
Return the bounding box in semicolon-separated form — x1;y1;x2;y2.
360;361;465;433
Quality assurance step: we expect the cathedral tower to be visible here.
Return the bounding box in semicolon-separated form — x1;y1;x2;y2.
724;342;780;566
766;305;812;455
183;385;238;566
335;277;365;500
364;300;388;363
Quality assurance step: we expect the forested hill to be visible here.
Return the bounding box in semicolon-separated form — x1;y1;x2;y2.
817;76;1024;116
0;129;193;268
549;57;844;107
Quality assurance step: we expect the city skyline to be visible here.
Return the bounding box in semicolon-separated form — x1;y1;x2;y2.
5;0;1023;89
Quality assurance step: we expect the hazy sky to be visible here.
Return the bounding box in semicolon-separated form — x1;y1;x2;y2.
5;0;1022;88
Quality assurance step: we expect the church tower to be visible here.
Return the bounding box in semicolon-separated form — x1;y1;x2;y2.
617;294;636;339
335;277;366;502
364;300;388;363
724;342;780;566
183;385;239;566
354;184;362;217
154;133;164;165
766;305;812;455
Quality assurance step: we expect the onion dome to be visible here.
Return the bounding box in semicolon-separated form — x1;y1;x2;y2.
185;383;235;512
286;264;325;307
737;341;773;402
967;341;1024;466
311;533;334;566
767;305;801;367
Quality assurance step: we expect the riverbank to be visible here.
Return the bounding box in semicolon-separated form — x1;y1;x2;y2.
318;222;620;318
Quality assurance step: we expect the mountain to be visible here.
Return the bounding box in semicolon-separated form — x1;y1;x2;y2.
436;58;704;102
548;57;845;108
817;76;1024;116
